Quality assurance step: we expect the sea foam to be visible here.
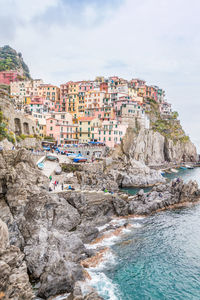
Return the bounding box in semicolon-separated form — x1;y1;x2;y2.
87;271;121;300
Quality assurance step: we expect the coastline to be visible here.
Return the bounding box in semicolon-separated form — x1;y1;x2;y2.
78;196;200;299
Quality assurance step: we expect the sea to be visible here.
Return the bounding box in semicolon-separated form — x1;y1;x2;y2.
87;167;200;300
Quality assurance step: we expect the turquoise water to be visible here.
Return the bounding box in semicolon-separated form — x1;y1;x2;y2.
90;168;200;299
122;167;200;195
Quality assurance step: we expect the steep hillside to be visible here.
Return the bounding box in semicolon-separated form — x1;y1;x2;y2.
146;99;189;143
0;45;31;79
113;99;197;166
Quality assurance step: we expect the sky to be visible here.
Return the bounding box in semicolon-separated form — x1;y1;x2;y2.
1;0;200;151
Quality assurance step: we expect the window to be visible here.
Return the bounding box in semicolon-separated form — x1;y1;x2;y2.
109;137;111;141
50;127;53;130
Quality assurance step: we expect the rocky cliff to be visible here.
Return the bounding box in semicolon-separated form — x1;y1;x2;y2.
0;45;31;79
0;149;200;299
114;127;197;166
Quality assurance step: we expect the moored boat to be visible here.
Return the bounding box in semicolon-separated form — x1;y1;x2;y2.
170;168;179;173
165;169;172;174
55;165;62;175
185;165;194;169
73;157;87;163
46;153;59;161
180;166;187;170
159;170;165;175
66;153;78;160
37;162;44;170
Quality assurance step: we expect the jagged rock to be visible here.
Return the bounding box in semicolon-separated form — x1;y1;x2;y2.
1;149;200;299
38;260;83;298
114;128;197;165
0;218;34;299
112;196;129;216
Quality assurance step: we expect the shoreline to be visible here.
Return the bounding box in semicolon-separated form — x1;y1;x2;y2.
78;197;200;299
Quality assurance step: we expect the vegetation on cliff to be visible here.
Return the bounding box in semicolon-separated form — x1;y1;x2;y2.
0;45;31;79
0;111;15;144
146;99;189;143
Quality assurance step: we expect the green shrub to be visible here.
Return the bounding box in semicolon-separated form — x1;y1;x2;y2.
20;134;26;140
16;136;21;142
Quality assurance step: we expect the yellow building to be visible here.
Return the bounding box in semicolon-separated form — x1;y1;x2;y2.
95;76;105;83
128;87;143;103
24;96;31;105
64;82;80;119
78;117;100;143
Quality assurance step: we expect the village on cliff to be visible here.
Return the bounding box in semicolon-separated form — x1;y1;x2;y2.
0;68;173;148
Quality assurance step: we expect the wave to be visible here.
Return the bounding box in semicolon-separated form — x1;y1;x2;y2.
50;292;71;300
83;217;145;299
87;271;121;300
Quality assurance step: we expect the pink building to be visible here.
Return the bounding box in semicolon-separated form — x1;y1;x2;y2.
46;112;78;145
29;96;45;114
94;120;128;148
0;70;18;85
79;81;94;92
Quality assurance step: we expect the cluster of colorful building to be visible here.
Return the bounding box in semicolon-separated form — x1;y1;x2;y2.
0;70;173;148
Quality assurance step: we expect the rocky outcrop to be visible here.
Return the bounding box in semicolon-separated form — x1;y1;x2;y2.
127;179;200;215
114;128;197;166
0;218;34;299
18;137;42;150
1;149;200;299
62;159;165;189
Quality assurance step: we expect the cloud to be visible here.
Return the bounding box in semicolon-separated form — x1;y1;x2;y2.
1;0;200;150
32;0;124;28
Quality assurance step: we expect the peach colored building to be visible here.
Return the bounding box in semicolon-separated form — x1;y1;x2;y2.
46;112;78;144
38;84;60;102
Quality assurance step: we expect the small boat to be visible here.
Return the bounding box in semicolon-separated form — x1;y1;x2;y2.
185;165;194;169
55;166;62;175
159;170;165;175
66;153;77;159
37;162;44;170
170;168;179;173
73;157;87;163
165;170;172;174
180;166;187;170
46;153;59;161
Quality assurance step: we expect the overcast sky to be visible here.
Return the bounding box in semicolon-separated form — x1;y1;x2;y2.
1;0;200;151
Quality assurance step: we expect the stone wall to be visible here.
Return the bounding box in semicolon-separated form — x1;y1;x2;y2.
0;94;37;136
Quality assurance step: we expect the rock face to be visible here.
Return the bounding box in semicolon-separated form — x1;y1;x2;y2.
0;94;37;138
115;128;197;166
62;159;165;189
0;218;34;299
1;149;200;299
127;179;200;215
18;137;42;150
